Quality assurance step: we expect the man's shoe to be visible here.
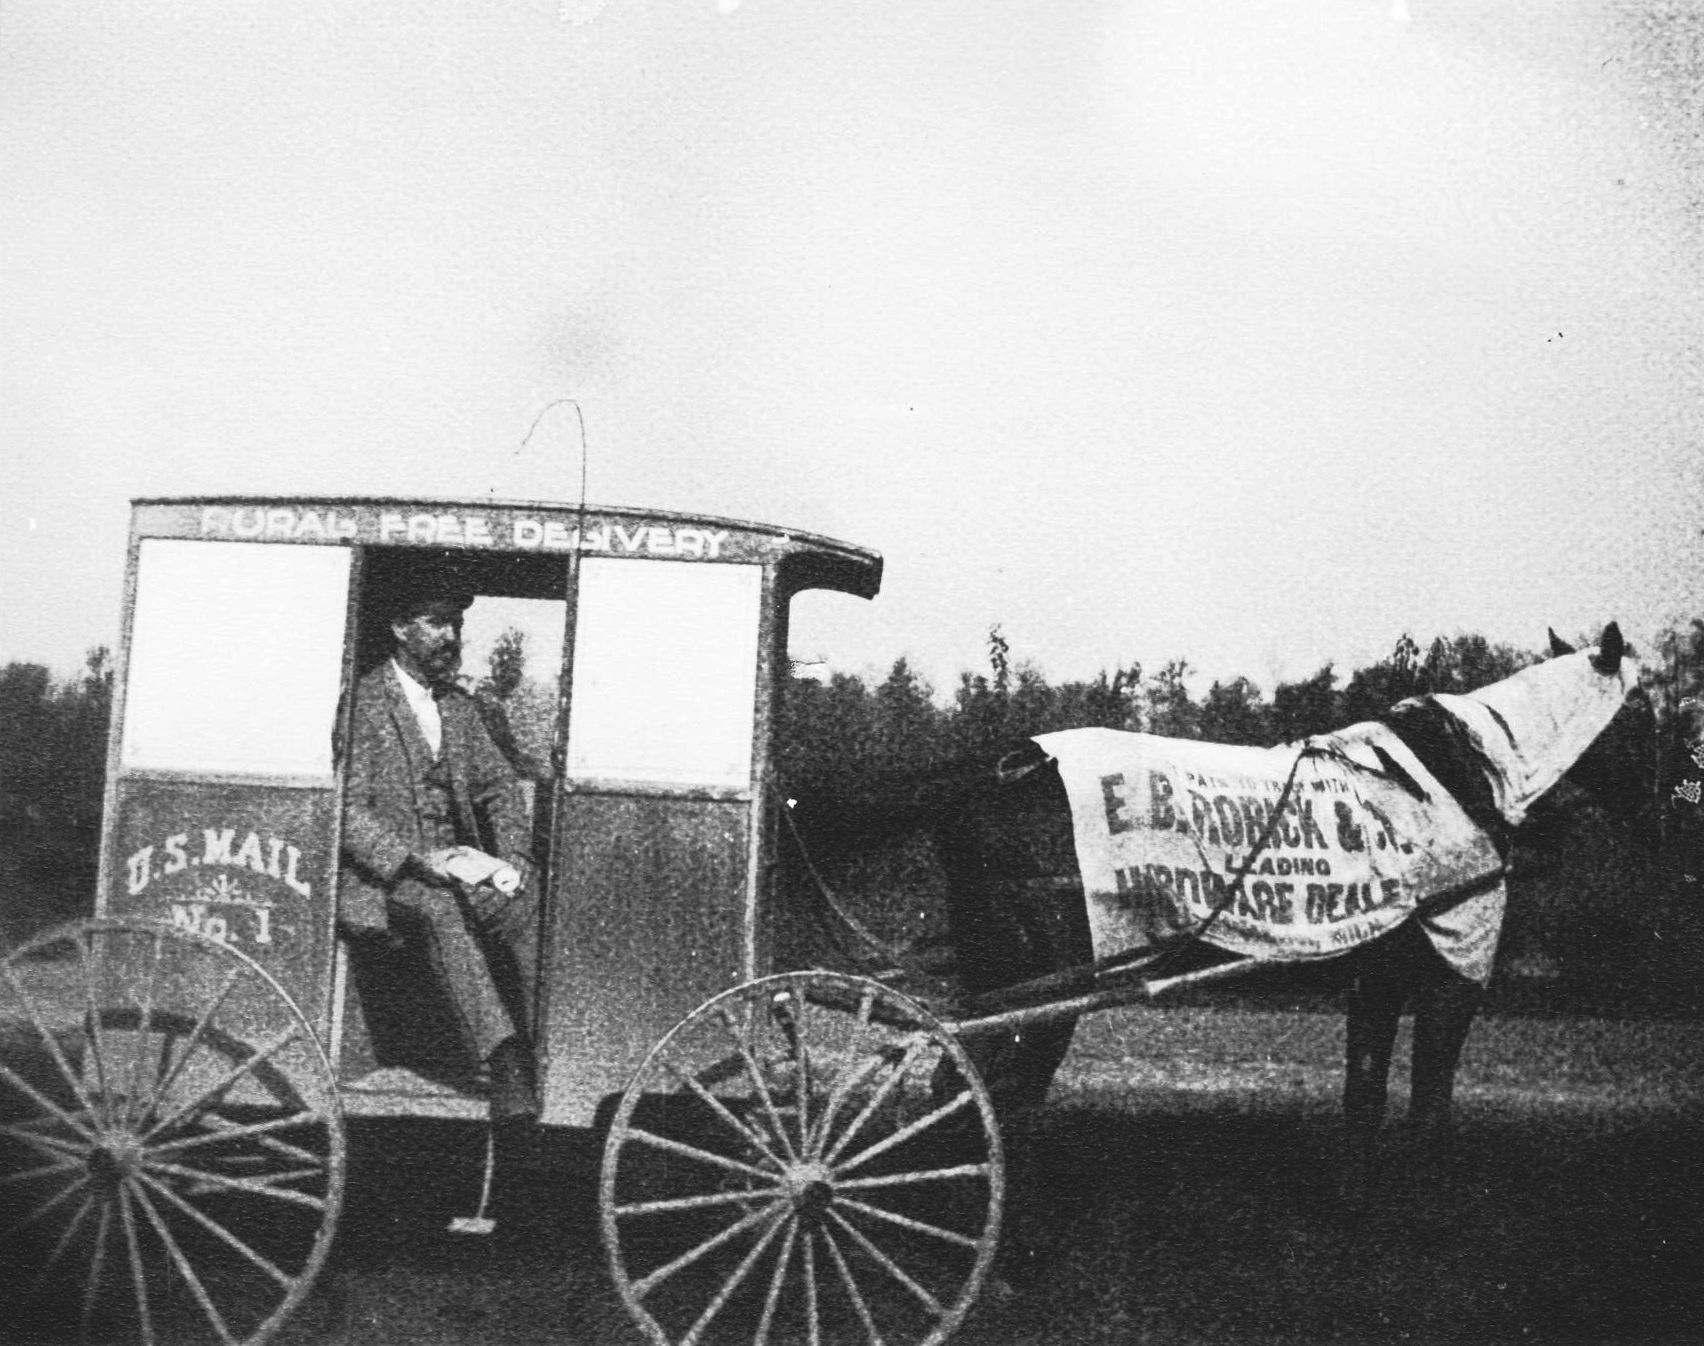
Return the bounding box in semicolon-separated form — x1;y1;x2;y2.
487;1038;540;1124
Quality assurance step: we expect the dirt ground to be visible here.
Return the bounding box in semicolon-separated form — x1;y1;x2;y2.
234;1006;1704;1346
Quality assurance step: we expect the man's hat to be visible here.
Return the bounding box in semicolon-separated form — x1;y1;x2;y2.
379;565;475;623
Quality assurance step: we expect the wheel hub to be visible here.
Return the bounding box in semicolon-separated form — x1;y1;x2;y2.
782;1160;834;1219
88;1134;142;1193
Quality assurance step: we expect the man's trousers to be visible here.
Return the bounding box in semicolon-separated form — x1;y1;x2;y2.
387;880;539;1062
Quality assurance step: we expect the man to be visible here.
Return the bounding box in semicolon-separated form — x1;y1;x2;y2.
337;572;541;1123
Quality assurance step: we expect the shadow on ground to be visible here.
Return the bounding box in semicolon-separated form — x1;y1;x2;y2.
3;1019;1697;1346
979;1098;1704;1346
277;1095;1704;1346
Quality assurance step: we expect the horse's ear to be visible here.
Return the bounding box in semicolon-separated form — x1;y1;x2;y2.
1592;621;1625;675
1548;628;1575;657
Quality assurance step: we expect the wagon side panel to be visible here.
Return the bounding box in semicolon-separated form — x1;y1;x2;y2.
97;534;353;1049
541;794;752;1125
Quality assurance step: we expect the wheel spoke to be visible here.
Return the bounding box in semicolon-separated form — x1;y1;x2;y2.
773;980;811;1156
129;1175;239;1346
237;1131;329;1169
0;1060;99;1146
837;1195;981;1251
6;1111;88;1136
141;1156;327;1211
717;1007;800;1165
149;1109;322;1158
663;1060;789;1171
81;1195;114;1341
680;1198;791;1346
820;1218;887;1346
167;1134;325;1182
806;1052;887;1163
752;1217;798;1346
123;928;167;1132
207;1162;325;1189
135;1168;295;1288
0;920;347;1346
621;1126;779;1186
0;960;106;1124
30;1188;96;1296
190;1110;331;1172
9;1167;89;1236
130;965;246;1128
827;1207;946;1316
76;932;116;1129
606;975;999;1346
847;984;877;1050
0;1151;86;1189
118;1181;156;1346
803;1226;821;1346
834;1088;974;1179
140;1023;303;1142
686;1052;748;1089
836;1161;992;1194
804;984;879;1160
615;1185;788;1218
822;1037;929;1167
631;1200;785;1299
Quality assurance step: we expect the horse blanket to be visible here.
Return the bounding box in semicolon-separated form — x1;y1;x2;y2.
1036;725;1508;981
1036;642;1638;983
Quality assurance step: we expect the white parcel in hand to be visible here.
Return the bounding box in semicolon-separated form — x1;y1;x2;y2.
441;846;522;894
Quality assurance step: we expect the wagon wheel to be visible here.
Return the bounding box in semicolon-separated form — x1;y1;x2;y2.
0;917;345;1346
602;971;1003;1346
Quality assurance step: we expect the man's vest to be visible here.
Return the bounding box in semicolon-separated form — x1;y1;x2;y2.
418;742;466;851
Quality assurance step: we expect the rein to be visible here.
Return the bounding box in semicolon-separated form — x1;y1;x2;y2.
1383;697;1513;858
1188;743;1313;946
775;787;918;972
779;741;1338;976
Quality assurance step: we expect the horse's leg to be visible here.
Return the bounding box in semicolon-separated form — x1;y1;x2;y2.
1409;971;1482;1156
935;780;1088;1118
1341;945;1408;1205
933;779;1088;1292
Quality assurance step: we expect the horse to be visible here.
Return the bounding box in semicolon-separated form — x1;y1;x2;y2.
1331;624;1650;1194
787;624;1651;1203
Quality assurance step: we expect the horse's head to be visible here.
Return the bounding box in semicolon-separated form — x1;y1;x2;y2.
1540;625;1657;827
1431;622;1643;828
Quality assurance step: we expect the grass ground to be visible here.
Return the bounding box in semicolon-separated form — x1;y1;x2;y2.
255;1007;1702;1346
971;1007;1704;1345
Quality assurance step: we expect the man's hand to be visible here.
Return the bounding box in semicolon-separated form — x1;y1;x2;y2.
410;848;463;886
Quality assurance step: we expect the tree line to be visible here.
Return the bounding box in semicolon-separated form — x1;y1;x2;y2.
779;623;1704;828
8;623;1704;861
4;621;1703;1007
0;648;113;842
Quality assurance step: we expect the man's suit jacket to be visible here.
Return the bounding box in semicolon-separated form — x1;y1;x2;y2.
338;662;533;935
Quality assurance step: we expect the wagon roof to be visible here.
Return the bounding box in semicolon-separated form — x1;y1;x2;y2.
129;494;883;598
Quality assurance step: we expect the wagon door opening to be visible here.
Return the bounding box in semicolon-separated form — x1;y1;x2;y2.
334;546;569;1108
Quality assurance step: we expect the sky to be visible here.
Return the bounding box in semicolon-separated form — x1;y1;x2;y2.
3;0;1701;701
